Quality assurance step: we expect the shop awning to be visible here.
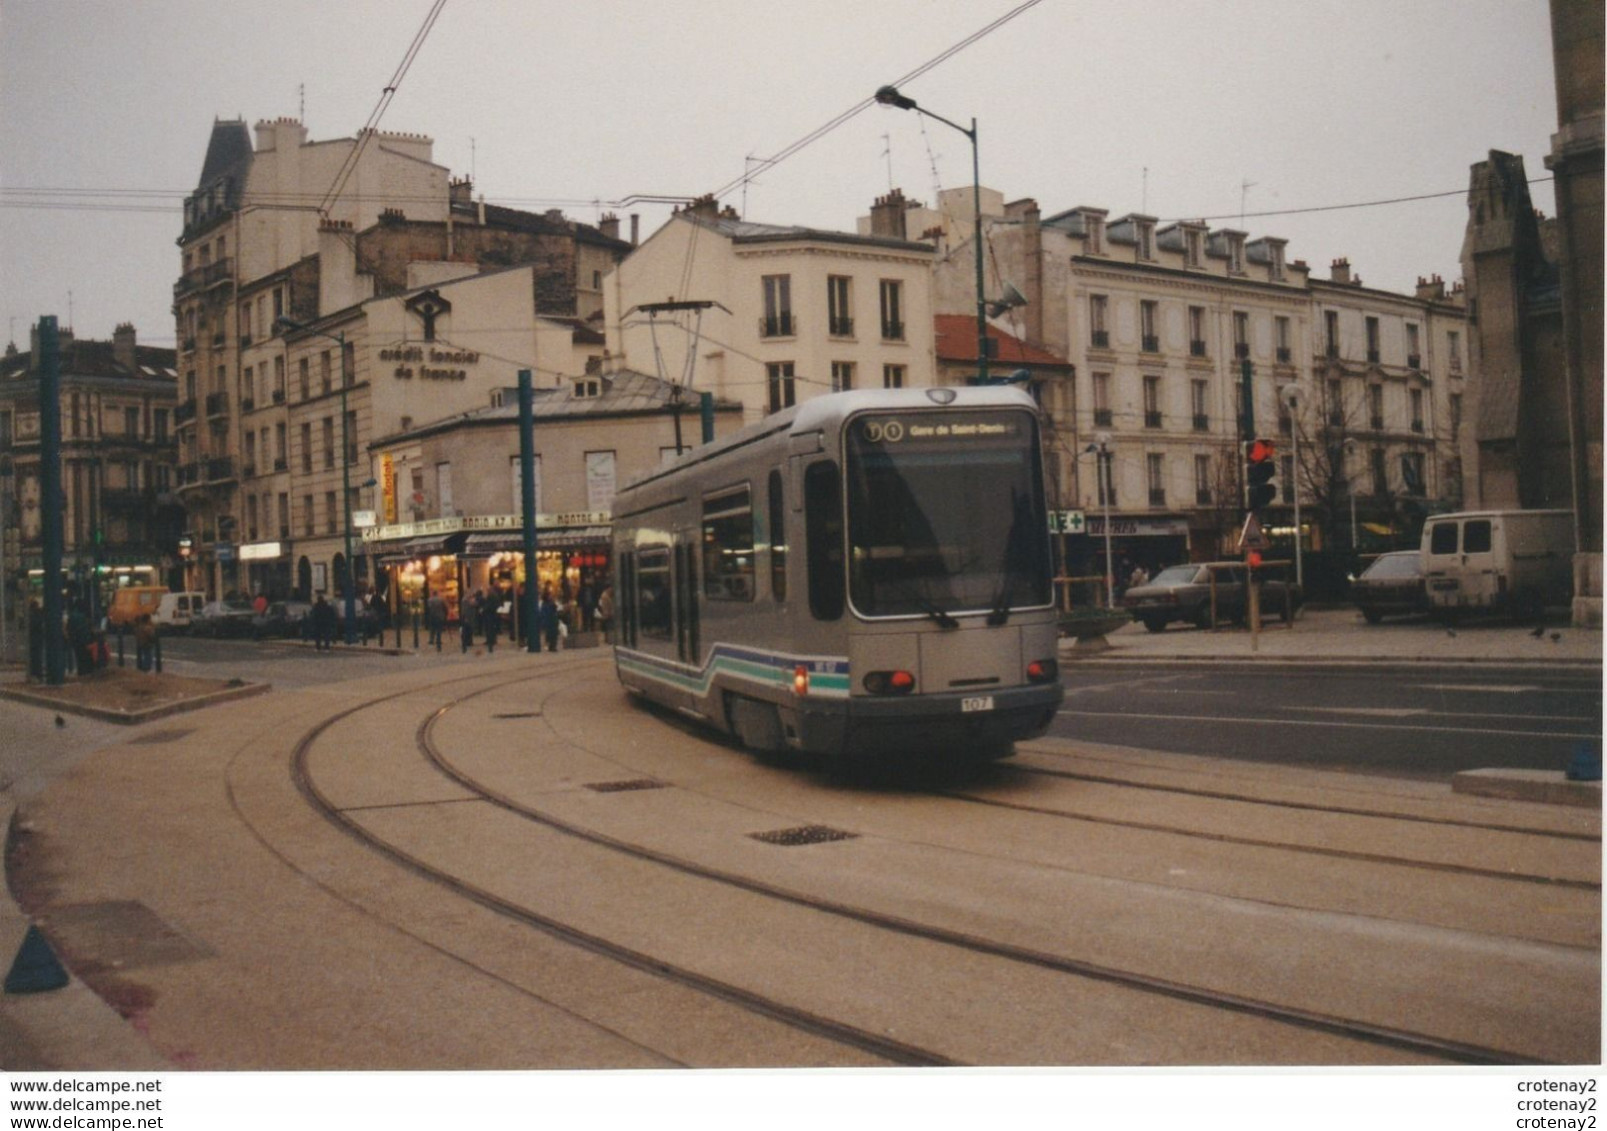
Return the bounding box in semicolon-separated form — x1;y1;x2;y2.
373;534;461;565
460;526;613;557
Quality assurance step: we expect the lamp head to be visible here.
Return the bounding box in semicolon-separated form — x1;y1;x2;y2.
874;85;918;111
986;282;1028;318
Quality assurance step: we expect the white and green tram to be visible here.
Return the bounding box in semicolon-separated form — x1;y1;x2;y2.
611;387;1064;762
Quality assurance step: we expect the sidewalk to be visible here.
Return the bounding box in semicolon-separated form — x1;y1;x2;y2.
1066;604;1604;667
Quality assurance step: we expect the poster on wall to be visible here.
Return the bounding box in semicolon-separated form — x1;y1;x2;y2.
312;562;328;594
586;451;616;511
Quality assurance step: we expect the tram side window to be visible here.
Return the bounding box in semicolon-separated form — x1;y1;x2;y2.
636;547;674;640
702;486;756;601
804;460;845;621
768;469;787;603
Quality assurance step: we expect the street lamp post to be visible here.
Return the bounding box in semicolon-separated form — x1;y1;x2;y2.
276;317;357;644
1084;433;1116;608
1280;385;1304;590
874;84;988;384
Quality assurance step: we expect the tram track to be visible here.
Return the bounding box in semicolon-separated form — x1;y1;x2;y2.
282;661;1586;1066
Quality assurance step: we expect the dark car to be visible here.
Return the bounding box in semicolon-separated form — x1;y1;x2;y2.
190;599;257;638
252;600;312;639
1349;551;1428;623
1123;563;1299;633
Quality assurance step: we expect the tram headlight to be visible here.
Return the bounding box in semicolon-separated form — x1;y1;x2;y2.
1026;659;1059;684
862;670;916;695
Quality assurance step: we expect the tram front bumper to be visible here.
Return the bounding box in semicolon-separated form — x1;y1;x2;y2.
789;682;1064;758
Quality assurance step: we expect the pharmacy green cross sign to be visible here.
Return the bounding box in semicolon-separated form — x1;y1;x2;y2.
1048;510;1086;535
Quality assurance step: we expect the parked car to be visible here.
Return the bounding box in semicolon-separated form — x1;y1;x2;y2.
252;600;312;639
1123;563;1300;633
190;598;257;637
1350;551;1428;623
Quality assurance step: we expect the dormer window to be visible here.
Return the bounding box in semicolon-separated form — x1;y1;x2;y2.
1136;218;1156;261
1268;241;1285;281
1085;211;1105;255
574;378;602;398
1227;233;1245;275
1184;227;1204;268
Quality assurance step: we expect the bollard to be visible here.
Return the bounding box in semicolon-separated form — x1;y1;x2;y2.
153;631;162;673
412;609;420;650
116;626;126;668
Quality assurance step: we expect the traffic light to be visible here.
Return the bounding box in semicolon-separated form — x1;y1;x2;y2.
1245;438;1277;511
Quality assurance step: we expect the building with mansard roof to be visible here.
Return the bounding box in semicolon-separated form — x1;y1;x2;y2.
0;324;181;602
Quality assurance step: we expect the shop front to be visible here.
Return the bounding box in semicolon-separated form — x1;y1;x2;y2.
365;512;612;637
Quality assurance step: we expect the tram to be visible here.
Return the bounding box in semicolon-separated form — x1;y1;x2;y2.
610;386;1064;762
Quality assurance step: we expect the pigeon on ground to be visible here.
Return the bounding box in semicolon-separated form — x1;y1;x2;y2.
54;715;65;728
1445;628;1457;638
1530;624;1546;638
1551;632;1562;643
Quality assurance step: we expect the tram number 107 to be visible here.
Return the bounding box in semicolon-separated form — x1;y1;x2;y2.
960;696;996;713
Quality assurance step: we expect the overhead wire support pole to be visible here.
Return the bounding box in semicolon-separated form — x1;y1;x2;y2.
518;370;539;654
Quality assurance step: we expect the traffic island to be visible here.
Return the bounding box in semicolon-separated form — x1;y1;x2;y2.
0;668;270;725
1451;768;1602;808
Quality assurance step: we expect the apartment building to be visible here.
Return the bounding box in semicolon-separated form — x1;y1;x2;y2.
174;117;630;599
604;197;937;423
902;186;1469;578
0;324;181;599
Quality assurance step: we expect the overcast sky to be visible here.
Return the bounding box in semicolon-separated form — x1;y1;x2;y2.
0;0;1561;352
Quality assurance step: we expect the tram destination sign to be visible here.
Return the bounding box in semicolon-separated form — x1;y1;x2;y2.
857;412;1024;445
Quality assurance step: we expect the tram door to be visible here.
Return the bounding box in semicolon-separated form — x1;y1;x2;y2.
674;539;700;664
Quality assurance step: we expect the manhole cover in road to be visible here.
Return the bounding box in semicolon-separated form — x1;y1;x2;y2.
584;779;666;793
749;825;858;847
126;728;196;745
37;900;212;974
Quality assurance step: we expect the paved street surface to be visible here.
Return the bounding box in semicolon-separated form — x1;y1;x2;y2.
0;612;1598;1084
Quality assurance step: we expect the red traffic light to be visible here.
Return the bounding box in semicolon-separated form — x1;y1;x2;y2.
1246;438;1276;463
1245;438;1277;511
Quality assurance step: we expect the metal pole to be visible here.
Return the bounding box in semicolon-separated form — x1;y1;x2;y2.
1101;444;1115;609
518;370;540;654
338;332;356;645
971;118;987;387
39;317;66;684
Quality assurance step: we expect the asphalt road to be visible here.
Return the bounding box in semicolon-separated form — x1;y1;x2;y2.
1057;662;1603;779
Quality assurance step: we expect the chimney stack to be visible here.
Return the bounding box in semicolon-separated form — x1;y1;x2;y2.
869;188;910;240
598;212;620;241
1330;257;1352;285
113;323;137;370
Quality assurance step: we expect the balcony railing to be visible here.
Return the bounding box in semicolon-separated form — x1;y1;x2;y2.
174;400;197;424
178;462;201;486
205;457;236;482
881;320;905;342
1407;353;1422;370
759;313;795;338
1141;334;1160;353
1276;346;1292;364
172;257;234;298
1189;339;1207;357
273;457;287;471
241;462;257;479
1366;348;1380;364
1148;488;1167;506
1195;488;1213;505
240;396;255;413
828;317;854;337
1326;343;1340;359
1192;413;1209;431
1144;410;1163;428
272;389;286;404
1234;342;1250;359
205;392;228;417
1370;415;1386;431
1090;329;1110;349
1411;420;1424;434
1093;409;1113;426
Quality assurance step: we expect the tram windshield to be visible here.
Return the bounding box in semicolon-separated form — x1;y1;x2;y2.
845;408;1051;621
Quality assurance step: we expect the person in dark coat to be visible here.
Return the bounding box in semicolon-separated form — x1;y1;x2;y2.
460;591;478;653
539;586;560;653
425;592;447;650
67;600;95;675
310;593;337;651
480;590;500;653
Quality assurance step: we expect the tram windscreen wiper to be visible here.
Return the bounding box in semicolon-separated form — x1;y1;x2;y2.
885;578;959;629
987;489;1031;626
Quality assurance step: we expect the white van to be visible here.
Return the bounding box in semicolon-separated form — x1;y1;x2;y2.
1421;509;1574;617
154;591;208;631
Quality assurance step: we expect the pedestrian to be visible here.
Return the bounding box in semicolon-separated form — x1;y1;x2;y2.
596;585;614;643
1129;563;1149;590
425;591;447;650
253;591;268;617
577;583;595;633
539;586;560;653
460;591;478;653
311;593;336;651
480;590;500;653
67;599;95;676
135;613;157;672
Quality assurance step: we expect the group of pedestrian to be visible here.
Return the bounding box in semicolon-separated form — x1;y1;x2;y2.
416;582;618;655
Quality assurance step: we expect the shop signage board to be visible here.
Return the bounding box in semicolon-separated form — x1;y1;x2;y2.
363;512;612;544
